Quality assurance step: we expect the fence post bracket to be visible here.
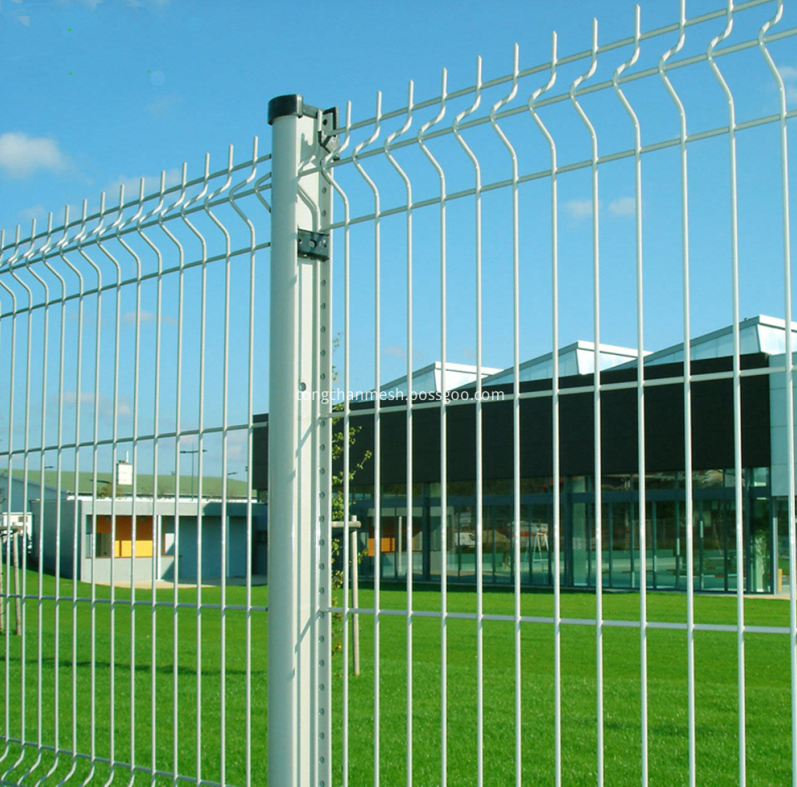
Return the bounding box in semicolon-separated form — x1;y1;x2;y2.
297;229;330;261
268;94;340;154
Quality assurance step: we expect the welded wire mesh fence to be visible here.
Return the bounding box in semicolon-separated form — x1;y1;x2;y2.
0;143;271;786
2;0;797;785
320;1;797;785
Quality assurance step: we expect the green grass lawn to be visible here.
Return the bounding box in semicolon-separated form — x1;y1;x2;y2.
0;570;793;785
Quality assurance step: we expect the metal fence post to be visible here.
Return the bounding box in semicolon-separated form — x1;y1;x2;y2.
268;94;334;787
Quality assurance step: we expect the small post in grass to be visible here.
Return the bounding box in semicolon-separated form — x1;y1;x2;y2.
0;529;4;635
351;527;360;676
12;523;21;636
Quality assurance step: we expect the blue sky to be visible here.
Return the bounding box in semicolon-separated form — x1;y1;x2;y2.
0;0;796;477
3;0;790;235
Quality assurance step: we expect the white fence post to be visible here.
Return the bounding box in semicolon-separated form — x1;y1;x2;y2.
268;94;334;787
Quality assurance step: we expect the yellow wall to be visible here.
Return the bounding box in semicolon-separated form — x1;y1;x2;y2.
96;515;154;558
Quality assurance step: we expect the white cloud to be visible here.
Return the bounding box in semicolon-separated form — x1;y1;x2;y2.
123;310;156;324
564;197;635;220
59;0;157;6
60;390;131;419
18;15;29;25
564;199;596;221
17;204;49;225
63;390;95;407
122;309;177;326
147;94;180;116
104;396;131;418
20;200;90;227
147;93;181;117
780;66;797;103
122;0;171;7
103;167;182;200
383;345;406;360
608;196;636;217
0;132;68;178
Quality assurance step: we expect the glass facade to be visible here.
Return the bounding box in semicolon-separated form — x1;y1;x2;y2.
350;468;778;594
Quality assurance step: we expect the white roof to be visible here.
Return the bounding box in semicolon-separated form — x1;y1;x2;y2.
379;361;503;396
374;316;794;395
614;314;797;369
484;340;644;385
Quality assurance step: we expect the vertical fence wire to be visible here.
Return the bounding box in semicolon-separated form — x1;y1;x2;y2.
350;93;383;787
321;102;353;787
568;21;606;783
418;72;449;787
529;36;562;785
194;158;209;786
757;7;796;786
71;209;84;786
206;146;234;787
86;201;102;787
11;224;33;784
228;137;259;787
161;163;187;787
707;6;747;783
0;235;9;773
657;7;697;783
100;188;123;787
381;83;416;787
613;11;650;785
28;217;49;787
451;57;484;787
38;213;66;787
472;60;486;787
488;44;523;786
139;179;164;787
339;113;354;783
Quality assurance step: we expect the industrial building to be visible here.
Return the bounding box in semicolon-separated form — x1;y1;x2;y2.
0;471;267;584
254;314;797;594
38;494;267;584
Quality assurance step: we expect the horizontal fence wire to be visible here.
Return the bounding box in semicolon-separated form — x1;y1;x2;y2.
319;1;797;786
0;139;271;786
327;605;794;634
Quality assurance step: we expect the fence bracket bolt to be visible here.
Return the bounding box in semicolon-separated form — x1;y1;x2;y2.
297;229;330;261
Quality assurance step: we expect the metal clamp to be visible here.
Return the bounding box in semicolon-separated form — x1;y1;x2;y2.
297;229;330;261
318;107;340;155
268;95;340;155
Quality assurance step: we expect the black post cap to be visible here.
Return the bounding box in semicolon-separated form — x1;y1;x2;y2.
268;94;322;126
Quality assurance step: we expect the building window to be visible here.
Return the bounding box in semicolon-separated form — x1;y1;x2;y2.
95;515;154;558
